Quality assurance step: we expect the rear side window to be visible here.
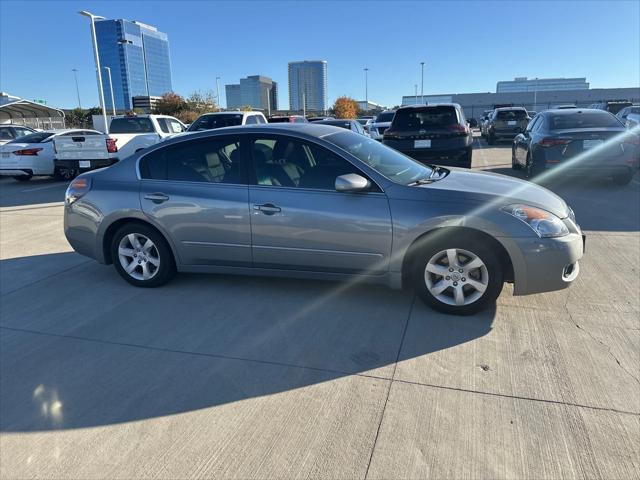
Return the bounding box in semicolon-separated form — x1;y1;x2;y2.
550;112;623;130
245;115;258;125
140;136;244;184
110;117;155;133
496;110;528;120
0;128;15;140
375;112;395;123
157;119;171;134
393;106;459;130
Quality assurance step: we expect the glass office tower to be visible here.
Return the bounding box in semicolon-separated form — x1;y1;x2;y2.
94;19;172;111
288;61;327;112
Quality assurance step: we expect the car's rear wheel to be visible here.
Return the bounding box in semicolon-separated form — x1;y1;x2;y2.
413;237;504;315
110;223;175;287
54;167;77;181
487;131;495;145
511;148;521;170
525;152;543;179
13;174;32;182
612;171;633;185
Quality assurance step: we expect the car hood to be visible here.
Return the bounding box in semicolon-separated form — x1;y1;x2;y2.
424;168;569;218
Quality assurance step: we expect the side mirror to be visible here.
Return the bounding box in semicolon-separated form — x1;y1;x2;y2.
335;173;370;192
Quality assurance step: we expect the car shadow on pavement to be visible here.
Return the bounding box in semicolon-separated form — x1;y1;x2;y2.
489;167;640;232
0;253;495;432
0;177;68;209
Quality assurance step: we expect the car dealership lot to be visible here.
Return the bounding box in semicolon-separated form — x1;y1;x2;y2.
1;136;638;479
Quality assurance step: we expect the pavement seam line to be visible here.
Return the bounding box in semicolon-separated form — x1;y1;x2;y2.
2;320;638;418
363;294;416;480
0;259;92;297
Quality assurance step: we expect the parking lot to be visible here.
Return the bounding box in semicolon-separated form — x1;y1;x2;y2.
1;134;638;479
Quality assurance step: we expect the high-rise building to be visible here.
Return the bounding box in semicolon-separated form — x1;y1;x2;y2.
225;75;277;111
94;19;172;111
288;61;327;112
496;77;589;93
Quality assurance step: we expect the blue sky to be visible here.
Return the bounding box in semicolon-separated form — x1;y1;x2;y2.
1;0;638;109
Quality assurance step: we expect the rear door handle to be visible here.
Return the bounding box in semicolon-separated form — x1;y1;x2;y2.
253;203;281;215
144;193;170;204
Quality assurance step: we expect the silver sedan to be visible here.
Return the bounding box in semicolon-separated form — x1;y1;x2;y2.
64;124;584;315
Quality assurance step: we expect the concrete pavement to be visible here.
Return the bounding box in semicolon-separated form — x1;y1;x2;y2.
1;139;638;479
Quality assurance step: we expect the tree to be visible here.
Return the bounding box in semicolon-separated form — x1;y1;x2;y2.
240;105;253;112
154;92;186;117
332;96;359;119
186;90;218;115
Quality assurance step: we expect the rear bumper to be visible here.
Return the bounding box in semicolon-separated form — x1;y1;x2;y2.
55;158;119;172
0;168;33;177
393;147;471;166
501;232;584;295
491;128;523;139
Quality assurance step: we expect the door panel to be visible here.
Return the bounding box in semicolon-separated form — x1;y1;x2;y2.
141;181;251;266
138;134;251;266
249;187;392;274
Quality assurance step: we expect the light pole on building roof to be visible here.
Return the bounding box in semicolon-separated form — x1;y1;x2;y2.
79;10;109;133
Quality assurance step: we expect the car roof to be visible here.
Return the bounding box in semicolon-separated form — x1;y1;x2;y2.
543;108;610;115
494;106;527;111
0;124;35;128
397;103;461;111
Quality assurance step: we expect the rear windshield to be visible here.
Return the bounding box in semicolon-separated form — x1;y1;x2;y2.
110;117;155;133
496;110;528;120
268;117;290;123
188;114;243;131
375;112;395;123
606;103;632;114
393;106;459;130
550;111;623;130
320;121;352;129
7;132;55;144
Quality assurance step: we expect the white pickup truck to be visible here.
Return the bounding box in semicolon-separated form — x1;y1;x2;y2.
98;115;187;160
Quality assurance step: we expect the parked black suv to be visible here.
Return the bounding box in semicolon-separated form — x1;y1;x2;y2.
382;104;473;168
486;107;530;145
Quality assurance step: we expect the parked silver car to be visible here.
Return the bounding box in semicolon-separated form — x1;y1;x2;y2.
64;124;584;315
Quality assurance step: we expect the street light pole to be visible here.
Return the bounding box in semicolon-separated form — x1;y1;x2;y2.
216;76;221;109
420;61;425;104
533;77;538;111
414;84;418;105
364;67;369;109
103;67;116;116
72;69;82;110
79;10;108;134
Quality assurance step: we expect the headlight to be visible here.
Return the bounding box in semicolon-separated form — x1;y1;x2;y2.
501;204;569;238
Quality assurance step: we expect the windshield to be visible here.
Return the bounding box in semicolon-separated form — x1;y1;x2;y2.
393;106;459;130
7;132;55;144
375;112;395;123
550;111;623;129
188;114;243;131
110;117;155;133
326;131;434;185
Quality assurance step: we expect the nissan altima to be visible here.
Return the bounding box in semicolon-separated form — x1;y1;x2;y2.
64;124;584;315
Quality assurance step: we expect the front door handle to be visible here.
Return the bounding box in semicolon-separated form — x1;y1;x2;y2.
253;203;281;215
144;193;170;204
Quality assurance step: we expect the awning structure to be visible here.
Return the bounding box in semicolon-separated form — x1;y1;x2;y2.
0;99;65;129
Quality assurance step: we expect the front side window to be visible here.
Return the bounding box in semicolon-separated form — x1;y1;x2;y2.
13;127;34;138
249;135;369;191
140;136;244;184
326;131;434;185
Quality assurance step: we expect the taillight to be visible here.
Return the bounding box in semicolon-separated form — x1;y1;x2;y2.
447;124;469;135
539;137;572;147
106;138;118;153
13;148;42;156
65;177;92;204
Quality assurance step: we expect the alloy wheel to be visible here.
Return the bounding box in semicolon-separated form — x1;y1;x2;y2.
118;233;161;281
424;248;489;306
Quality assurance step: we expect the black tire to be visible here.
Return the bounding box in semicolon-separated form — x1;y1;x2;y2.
487;132;495;145
525;152;543;179
53;167;77;182
511;149;521;170
612;171;633;185
460;148;472;169
110;223;176;287
412;234;504;315
13;174;32;182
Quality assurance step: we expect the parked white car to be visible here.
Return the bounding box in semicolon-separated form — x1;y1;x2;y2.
0;129;111;181
105;115;187;160
367;110;396;141
0;124;36;146
186;111;267;132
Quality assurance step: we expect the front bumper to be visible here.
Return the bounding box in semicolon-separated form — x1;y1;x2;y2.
502;232;584;295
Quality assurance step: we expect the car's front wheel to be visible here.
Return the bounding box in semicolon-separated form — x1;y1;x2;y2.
110;223;176;287
413;237;504;315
